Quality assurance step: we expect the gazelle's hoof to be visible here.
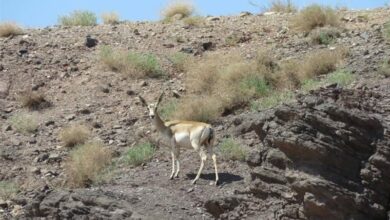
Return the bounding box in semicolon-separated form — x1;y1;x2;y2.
169;175;174;180
215;180;220;186
191;180;197;185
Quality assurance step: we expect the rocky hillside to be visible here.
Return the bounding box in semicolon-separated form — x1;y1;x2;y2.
0;7;390;219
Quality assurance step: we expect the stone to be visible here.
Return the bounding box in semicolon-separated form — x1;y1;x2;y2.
85;35;98;48
0;80;9;98
206;16;220;22
65;114;76;121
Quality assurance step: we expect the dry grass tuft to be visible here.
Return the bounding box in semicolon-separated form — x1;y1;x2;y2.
299;49;341;79
60;124;90;148
99;46;164;78
269;0;297;13
9;113;38;134
182;16;204;27
292;4;339;33
161;0;194;21
309;26;340;45
173;96;223;122
18;91;48;110
101;12;120;25
0;22;23;37
66;142;112;187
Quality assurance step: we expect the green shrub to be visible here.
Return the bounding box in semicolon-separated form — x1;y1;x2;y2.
99;46;164;78
59;10;97;26
292;4;339;33
124;143;155;166
251;91;294;111
0;181;19;200
9;113;38;134
326;70;355;86
218;138;246;161
66;142;112;187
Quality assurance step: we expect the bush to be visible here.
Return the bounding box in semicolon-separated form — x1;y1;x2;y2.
326;70;355;86
66;142;112;187
169;52;192;72
300;49;341;79
218;138;246;161
101;12;120;25
18;91;47;110
269;0;297;13
292;4;339;33
0;22;23;37
182;16;204;27
161;0;194;21
9;113;38;134
60;124;90;148
124;143;155;166
310;26;340;45
0;181;19;200
59;10;97;26
173;96;223;122
99;46;164;78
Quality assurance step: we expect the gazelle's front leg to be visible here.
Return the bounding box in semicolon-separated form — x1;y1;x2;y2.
174;148;180;178
169;151;175;179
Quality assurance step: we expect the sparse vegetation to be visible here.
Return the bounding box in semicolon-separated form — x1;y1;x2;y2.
292;4;339;33
160;99;178;120
66;142;112;187
169;52;192;72
182;16;204;27
9;113;38;134
218;138;246;161
269;0;297;13
173;96;223;122
0;181;19;200
251;90;294;111
299;49;341;79
18;91;47;110
161;0;194;21
59;10;97;26
326;69;355;86
101;12;120;25
384;21;390;41
225;32;249;46
310;26;340;45
60;124;90;148
123;143;155;166
0;22;23;37
99;46;164;78
379;58;390;77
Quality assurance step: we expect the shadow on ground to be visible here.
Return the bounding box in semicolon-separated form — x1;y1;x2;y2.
186;172;243;185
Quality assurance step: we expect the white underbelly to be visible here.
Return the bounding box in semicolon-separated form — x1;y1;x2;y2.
174;132;192;149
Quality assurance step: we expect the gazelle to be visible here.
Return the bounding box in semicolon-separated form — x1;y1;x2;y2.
138;92;219;185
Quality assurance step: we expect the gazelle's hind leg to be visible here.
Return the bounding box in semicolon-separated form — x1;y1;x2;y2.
208;148;219;185
169;138;178;179
174;148;180;178
192;148;207;185
169;151;176;179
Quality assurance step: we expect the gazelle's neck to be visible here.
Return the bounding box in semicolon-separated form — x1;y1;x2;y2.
152;113;172;137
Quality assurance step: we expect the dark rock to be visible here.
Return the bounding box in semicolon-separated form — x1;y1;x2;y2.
85;35;98;48
19;48;28;55
179;47;193;54
126;89;136;96
202;42;214;51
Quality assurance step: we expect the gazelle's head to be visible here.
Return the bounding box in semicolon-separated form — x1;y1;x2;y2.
139;92;164;120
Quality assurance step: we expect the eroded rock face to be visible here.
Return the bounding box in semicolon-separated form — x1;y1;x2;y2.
232;86;390;220
15;189;134;219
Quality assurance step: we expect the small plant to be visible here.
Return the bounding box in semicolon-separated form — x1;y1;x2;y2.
292;4;339;33
9;113;38;134
251;90;294;111
240;75;271;97
124;143;155;166
218;138;246;161
59;10;97;26
161;0;194;21
300;49;340;79
384;21;390;41
18;91;47;110
0;22;23;37
101;12;120;25
379;58;390;77
0;181;19;200
66;142;112;187
269;0;297;13
310;26;340;45
99;46;164;78
169;52;192;72
325;70;355;86
60;124;90;148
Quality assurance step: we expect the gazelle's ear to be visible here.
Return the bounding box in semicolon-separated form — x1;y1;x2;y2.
138;96;148;107
156;92;164;107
